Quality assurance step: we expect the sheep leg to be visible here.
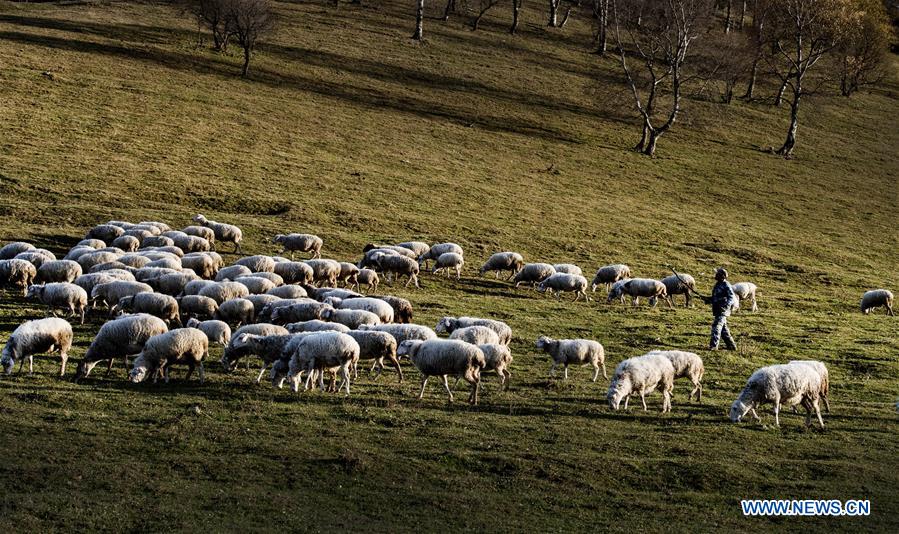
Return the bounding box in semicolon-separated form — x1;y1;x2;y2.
563;364;569;380
255;364;269;383
591;364;599;382
813;399;824;428
442;375;454;403
549;362;557;377
418;377;429;399
602;361;608;380
104;358;115;377
164;366;171;384
197;362;205;384
59;353;68;377
640;390;648;411
17;357;25;375
502;369;511;390
28;355;33;376
823;396;830;413
773;401;781;427
388;355;403;383
623;395;629;410
341;364;351;396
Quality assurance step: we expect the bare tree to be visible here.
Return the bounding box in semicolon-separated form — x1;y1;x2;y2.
612;0;713;156
190;0;233;52
592;0;610;54
836;0;891;96
763;0;847;157
413;0;425;40
512;0;524;33
228;0;275;77
548;0;573;27
695;31;754;103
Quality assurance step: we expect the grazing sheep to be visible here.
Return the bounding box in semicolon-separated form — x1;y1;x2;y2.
0;242;36;260
449;326;501;345
144;257;182;271
658;274;696;308
171;234;211;253
91;262;136;275
181;279;217;296
177;295;220;321
345;329;402;383
241;271;283;286
358;323;437;345
477;343;513;390
1;318;73;376
215;264;253;282
77;251;122;271
417;243;464;269
222;332;302;382
356;269;379;292
0;259;38;295
338;262;360;289
513;263;556;289
142;235;175;248
124;229;154;243
272;261;314;285
317;288;363;302
113;293;181;326
215;298;256;327
234;276;277;295
111;235;140;252
134;267;180;284
73;273;117;297
396;339;484;404
91;281;153;309
479;252;524;279
788;360;831;413
86;224;125;243
266;285;308;299
220;323;290;372
286;320;350;334
76;239;106;250
270;301;333;324
363;244;418;259
244;294;281;317
129;328;209;384
607;278;667;307
256;298;313;323
591;264;632;292
860;289;893;316
646;350;704;402
180;254;219;279
535;336;606;381
729;364;825;428
357;248;399;270
435;316;512;345
236;255;276;274
330;297;395;324
186;318;231;347
198;281;250;304
15;251;53;268
26;283;88;324
65;246;98;262
74;314;168;381
193;214;243;253
607;353;676;413
433;252;464;279
284;332;360;394
732;282;759;312
552;264;582;276
321;308;381;329
273;234;323;259
304;259;341;286
118;254;152;269
183;225;216;244
35;260;83;284
395;241;430;257
147;272;200;297
537;273;590;302
373;254;420;288
371;295;412;323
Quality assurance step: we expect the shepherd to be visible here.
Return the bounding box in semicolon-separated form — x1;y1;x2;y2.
702;268;737;351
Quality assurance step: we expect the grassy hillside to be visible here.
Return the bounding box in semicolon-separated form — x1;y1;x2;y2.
1;0;897;531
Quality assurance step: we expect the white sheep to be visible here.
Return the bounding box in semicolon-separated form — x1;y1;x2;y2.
397;339;485;404
477;343;513;390
286;319;350;333
35;260;83;284
434;316;512;345
129;328;209;384
417;243;464;269
180;254;219;279
433;252;464;279
358;323;437;345
235;255;276;274
186;318;232;347
270;301;333;324
215;298;256;327
86;224;125;243
177;295;219;320
215;264;253;282
220;323;289;372
198;281;250;304
357;269;379;292
860;289;893;316
273;234;323;259
141;235;175;248
607;353;675;412
373;254;420;288
537;273;590;301
77;251;122;271
1;318;74;376
321;308;380;329
75;239;106;250
286;331;360;394
266;285;307;299
535;336;605;381
91;280;153;310
234;276;277;295
512;263;556;289
0;259;37;295
449;325;501;345
304;259;341;286
111;235;140;252
329;297;394;324
183;225;216;244
338;262;360;288
193;214;243;253
732;282;759;312
395;241;430;257
591;264;632;292
74;314;169;380
113;293;181;326
147;272;200;297
25;283;88;324
0;242;36;260
646;350;704;402
788;360;831;413
552;264;582;276
730;363;825;428
374;295;414;324
345;329;402;383
606;278;667;307
479;252;524;279
658;274;696;308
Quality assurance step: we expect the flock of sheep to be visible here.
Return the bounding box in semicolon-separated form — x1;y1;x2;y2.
0;214;894;428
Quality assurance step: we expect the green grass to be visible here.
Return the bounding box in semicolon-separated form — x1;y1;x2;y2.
1;1;898;531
